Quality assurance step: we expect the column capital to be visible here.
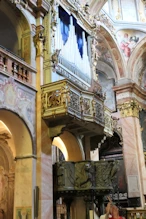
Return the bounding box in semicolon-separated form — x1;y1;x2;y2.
118;100;142;118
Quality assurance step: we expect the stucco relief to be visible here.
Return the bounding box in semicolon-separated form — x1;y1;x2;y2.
0;76;36;139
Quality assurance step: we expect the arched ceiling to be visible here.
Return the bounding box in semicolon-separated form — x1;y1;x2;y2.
99;26;126;79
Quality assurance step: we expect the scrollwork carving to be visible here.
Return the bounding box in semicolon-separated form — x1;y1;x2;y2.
69;91;80;111
92;99;104;122
81;98;91;115
48;90;61;107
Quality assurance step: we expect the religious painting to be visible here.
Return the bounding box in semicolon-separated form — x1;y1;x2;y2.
116;29;146;60
96;37;115;69
16;207;31;219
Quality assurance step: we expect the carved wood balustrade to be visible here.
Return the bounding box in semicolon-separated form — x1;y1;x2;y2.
53;160;117;197
0;46;36;86
41;79;114;137
42;79;103;130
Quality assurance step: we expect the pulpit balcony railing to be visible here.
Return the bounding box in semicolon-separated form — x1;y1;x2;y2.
41;79;114;137
53;160;118;197
0;45;36;87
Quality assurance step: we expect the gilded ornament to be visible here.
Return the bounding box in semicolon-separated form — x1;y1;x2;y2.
118;100;142;118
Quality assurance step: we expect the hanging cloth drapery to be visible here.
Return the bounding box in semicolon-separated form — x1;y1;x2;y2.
59;7;70;45
73;17;84;58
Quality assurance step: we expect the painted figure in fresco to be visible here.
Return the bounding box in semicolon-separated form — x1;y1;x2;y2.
17;208;31;219
120;33;131;57
120;33;139;57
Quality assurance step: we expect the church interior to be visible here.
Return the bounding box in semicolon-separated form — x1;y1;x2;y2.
0;0;146;218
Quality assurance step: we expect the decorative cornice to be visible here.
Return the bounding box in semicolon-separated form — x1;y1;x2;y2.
118;100;142;118
113;82;146;109
113;82;146;96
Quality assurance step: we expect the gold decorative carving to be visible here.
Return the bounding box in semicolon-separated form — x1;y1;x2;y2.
41;79;112;135
118;100;142;118
34;26;46;57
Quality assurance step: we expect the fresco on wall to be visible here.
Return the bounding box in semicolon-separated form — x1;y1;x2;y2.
116;30;146;60
16;207;31;219
98;72;116;111
0;76;36;140
139;110;146;152
96;38;115;70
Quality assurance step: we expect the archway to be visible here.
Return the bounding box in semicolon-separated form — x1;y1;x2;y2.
52;131;84;219
52;131;84;163
0;0;32;63
0;109;34;219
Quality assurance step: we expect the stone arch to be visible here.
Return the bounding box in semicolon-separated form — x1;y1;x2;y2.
0;109;33;156
128;37;146;84
0;0;32;63
52;131;84;162
0;132;15;219
0;109;35;219
98;26;126;80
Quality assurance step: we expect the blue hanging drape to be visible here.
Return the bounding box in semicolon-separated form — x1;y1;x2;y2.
73;17;84;58
59;7;70;45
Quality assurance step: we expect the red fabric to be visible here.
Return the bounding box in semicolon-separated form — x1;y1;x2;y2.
110;216;125;219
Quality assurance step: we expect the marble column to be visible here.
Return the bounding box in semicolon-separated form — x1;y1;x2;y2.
118;100;145;207
35;23;53;219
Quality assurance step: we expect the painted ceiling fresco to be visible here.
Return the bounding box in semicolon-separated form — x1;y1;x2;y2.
116;29;146;61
